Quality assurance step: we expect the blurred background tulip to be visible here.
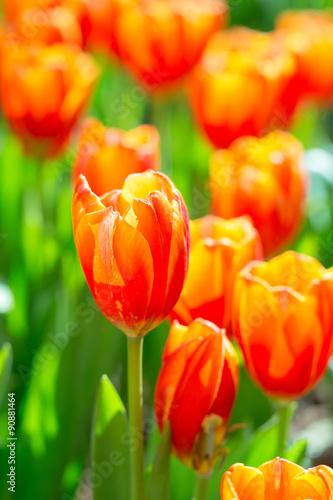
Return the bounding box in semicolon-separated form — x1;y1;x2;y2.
108;0;228;92
155;319;239;473
220;457;333;499
233;251;333;401
2;0;92;47
72;117;160;196
276;10;333;104
188;27;297;148
72;170;190;337
0;39;98;158
171;215;263;334
210;131;307;256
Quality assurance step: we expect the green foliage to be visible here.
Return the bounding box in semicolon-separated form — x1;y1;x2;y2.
146;422;171;500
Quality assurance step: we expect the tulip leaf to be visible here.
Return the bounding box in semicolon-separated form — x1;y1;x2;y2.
91;374;130;500
146;422;171;500
0;342;13;410
285;439;307;465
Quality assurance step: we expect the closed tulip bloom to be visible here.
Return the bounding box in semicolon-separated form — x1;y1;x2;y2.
210;131;307;256
73;118;160;197
171;215;263;333
233;251;333;401
3;0;91;47
110;0;228;92
72;170;190;337
189;27;297;148
155;319;239;473
276;10;333;103
0;41;98;158
220;458;333;500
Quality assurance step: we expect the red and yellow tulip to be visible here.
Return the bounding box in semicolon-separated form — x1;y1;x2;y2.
155;318;239;473
0;40;98;158
220;458;333;500
171;215;263;333
233;251;333;401
73;118;160;197
110;0;228;92
210;131;307;256
72;170;190;337
189;27;297;148
276;9;333;103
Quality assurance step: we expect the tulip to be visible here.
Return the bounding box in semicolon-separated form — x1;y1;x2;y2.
276;10;333;103
171;215;263;334
3;0;91;47
210;130;307;256
233;251;333;402
109;0;228;92
155;318;239;474
72;170;190;337
188;27;297;148
0;40;98;158
72;118;160;197
220;458;333;500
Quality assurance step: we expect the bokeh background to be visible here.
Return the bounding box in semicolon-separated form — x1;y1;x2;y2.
1;0;333;499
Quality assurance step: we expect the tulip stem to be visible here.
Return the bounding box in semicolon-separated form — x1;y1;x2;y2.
127;336;145;500
278;403;290;458
196;473;211;500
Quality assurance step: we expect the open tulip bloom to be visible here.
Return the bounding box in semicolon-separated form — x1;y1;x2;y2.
220;457;333;500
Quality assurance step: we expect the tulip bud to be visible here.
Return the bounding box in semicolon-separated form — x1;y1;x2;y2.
233;251;333;401
220;458;333;500
72;170;190;337
0;39;98;158
73;118;160;197
210;130;307;256
188;27;297;148
171;215;263;334
155;319;239;473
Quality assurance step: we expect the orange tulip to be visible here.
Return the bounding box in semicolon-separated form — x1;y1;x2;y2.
171;215;263;333
4;5;84;47
3;0;91;47
155;319;239;473
188;27;297;148
72;170;190;337
220;458;333;500
276;10;333;103
72;118;160;197
209;130;307;256
109;0;228;92
233;251;333;401
0;40;98;158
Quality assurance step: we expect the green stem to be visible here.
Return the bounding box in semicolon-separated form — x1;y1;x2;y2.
127;336;145;500
196;473;211;500
277;403;290;458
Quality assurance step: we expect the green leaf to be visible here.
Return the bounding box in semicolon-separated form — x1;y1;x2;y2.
0;342;13;410
285;439;307;465
91;375;130;500
146;422;171;500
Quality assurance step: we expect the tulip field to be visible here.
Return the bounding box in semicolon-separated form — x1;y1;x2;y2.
1;0;333;499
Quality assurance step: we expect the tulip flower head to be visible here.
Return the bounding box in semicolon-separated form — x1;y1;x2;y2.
73;118;160;197
171;215;263;333
210;130;307;256
220;457;333;500
233;251;333;401
72;170;190;337
155;319;239;473
0;40;98;158
276;9;333;103
109;0;228;92
189;27;297;148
